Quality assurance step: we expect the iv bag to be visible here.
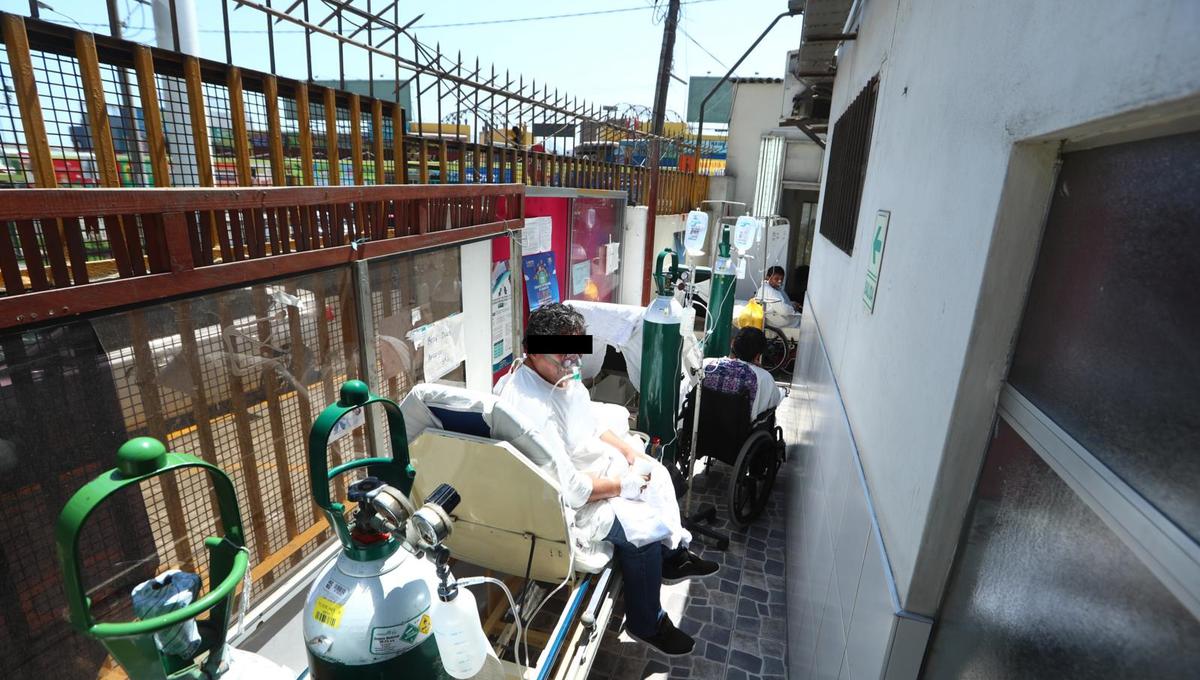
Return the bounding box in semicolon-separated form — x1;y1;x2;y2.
733;215;759;253
683;210;709;256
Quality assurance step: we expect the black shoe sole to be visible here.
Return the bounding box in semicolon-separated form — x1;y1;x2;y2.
661;564;721;585
626;629;695;657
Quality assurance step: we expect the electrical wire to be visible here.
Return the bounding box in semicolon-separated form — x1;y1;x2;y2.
74;0;730;34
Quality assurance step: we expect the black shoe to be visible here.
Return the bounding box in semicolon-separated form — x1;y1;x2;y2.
627;615;695;656
661;549;720;584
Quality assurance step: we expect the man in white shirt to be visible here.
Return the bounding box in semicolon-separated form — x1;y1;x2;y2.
755;265;801;341
697;327;784;421
494;304;718;657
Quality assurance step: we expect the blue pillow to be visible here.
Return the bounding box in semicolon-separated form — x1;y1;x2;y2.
429;406;491;438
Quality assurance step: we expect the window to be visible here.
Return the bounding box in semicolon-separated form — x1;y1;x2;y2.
818;76;879;255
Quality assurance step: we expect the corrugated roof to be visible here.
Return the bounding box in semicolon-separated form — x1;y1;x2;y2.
730;77;784;84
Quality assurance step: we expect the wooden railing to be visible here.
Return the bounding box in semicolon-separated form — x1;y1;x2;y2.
0;183;523;330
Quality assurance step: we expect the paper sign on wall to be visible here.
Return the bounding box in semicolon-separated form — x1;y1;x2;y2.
863;210;890;313
521;216;553;254
604;242;620;275
420;313;466;382
571;260;590;295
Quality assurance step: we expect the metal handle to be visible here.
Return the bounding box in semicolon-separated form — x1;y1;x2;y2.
88;540;247;639
308;380;413;553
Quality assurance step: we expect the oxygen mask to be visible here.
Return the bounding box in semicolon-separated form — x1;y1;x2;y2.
551;354;582;388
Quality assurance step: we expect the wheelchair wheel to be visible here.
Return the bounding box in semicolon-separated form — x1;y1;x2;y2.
760;325;790;373
728;429;781;527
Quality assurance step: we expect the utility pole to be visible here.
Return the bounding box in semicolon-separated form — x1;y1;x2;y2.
641;0;680;305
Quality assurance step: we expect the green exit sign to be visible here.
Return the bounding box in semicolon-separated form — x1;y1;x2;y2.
863;210;890;312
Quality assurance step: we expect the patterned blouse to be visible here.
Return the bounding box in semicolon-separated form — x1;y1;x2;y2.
700;359;758;416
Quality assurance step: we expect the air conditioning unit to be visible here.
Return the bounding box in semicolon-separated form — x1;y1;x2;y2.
780;50;808;121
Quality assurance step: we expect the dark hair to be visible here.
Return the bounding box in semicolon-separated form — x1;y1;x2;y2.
524;303;586;347
766;266;785;278
731;326;766;362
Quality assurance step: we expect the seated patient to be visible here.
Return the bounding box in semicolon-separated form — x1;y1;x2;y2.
495;303;718;656
699;326;784;421
755;265;802;341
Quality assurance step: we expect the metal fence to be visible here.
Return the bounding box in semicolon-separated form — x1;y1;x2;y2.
0;182;517;679
0;12;707;213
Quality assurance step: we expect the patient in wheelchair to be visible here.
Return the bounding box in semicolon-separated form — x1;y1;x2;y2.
494;303;718;656
698;327;784;421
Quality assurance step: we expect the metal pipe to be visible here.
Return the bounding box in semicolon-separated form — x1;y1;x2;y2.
691;10;800;171
795;118;826;149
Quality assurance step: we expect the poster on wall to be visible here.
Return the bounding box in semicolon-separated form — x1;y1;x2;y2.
491;262;514;373
523;252;561;310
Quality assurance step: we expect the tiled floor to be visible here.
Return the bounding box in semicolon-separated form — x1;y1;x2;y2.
590;385;801;680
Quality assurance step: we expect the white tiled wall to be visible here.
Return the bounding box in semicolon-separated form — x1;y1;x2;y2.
785;307;932;680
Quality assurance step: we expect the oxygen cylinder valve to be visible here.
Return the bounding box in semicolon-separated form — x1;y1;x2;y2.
347;476;384;503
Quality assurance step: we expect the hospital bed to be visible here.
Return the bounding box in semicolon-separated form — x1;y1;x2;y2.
398;384;620;680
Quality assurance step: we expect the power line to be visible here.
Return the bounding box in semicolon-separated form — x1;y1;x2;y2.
679;25;728;69
75;0;729;34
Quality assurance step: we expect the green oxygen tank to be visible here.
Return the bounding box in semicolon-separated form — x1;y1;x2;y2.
639;249;686;464
303;380;448;680
55;437;293;680
705;225;737;359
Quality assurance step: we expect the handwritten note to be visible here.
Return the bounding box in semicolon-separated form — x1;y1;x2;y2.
420;313;466;382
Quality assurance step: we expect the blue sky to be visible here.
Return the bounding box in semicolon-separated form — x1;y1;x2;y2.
6;0;802;124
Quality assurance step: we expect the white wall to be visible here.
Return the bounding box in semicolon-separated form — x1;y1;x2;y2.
783;139;823;185
726;82;786;209
460;240;492;393
804;0;1200;617
620;206;648;306
726;81;825;212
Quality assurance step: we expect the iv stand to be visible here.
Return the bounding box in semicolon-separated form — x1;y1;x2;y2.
678;264;730;551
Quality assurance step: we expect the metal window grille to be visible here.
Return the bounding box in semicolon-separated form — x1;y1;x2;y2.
818;76;879;256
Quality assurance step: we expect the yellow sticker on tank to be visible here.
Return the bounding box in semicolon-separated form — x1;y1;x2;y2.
312;596;344;629
418;613;432;635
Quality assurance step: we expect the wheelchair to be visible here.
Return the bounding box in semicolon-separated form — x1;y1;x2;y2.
673;384;786;527
760;323;798;374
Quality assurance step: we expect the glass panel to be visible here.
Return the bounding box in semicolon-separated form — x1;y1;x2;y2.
567;196;623;303
923;419;1200;679
0;267;363;679
368;247;465;398
1008;131;1200;539
0;320;146;678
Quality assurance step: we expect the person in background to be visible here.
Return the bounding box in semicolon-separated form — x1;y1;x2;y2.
696;327;783;421
756;265;802;340
494;303;718;656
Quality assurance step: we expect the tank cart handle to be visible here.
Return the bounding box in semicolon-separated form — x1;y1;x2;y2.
654;248;678;296
308;379;413;553
55;437;247;677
